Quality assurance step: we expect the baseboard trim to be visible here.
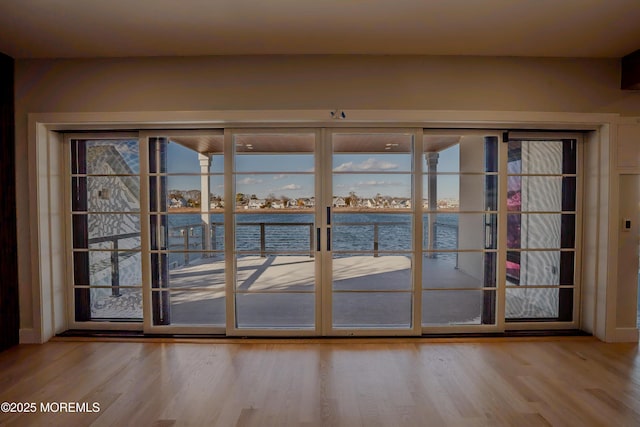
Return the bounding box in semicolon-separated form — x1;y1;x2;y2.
19;328;40;344
610;327;639;343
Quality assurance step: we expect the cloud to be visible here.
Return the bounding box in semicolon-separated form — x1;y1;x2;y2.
355;180;394;187
333;158;399;172
279;184;301;190
238;177;263;185
273;174;288;180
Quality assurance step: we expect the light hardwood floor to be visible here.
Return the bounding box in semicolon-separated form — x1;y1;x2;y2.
0;337;639;426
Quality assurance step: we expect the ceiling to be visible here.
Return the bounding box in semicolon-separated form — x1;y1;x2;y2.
1;0;639;59
171;133;462;155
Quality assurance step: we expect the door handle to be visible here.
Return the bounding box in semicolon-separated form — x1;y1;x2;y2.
485;224;492;249
317;228;321;252
327;228;331;251
327;206;331;225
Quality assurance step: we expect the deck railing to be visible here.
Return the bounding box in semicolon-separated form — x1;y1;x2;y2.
90;219;457;297
334;222;408;257
87;232;140;297
169;222;315;264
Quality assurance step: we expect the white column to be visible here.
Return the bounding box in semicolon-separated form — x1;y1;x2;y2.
199;153;211;254
426;152;439;257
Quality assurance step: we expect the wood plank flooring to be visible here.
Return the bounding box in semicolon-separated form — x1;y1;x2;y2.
0;337;639;426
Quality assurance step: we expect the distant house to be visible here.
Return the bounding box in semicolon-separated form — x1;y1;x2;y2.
333;197;346;208
210;199;224;209
248;199;265;209
271;200;284;209
170;197;188;208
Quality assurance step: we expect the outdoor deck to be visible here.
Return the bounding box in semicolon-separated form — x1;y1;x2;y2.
91;253;556;328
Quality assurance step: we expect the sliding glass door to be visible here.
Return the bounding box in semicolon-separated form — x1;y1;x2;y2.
67;128;581;335
69;135;143;324
147;131;226;330
229;130;320;334
504;137;580;324
327;130;418;334
421;133;499;330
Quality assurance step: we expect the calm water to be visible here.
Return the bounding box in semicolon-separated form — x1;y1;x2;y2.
166;213;458;267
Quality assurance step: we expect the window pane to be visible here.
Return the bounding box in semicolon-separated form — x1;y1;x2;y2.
422;252;495;289
85;176;140;212
166;252;225;288
84;139;140;174
235;255;315;291
333;153;412;172
508;140;564;175
165;175;225;211
507;214;562;249
333;213;412;251
422;174;497;212
506;288;567;319
235;174;314;210
86;214;141;250
234;134;315;172
422;290;495;326
333;254;411;291
86;251;142;287
333;133;412;154
236;293;315;328
163;213;224;253
168;290;226;325
333;173;412;204
333;292;412;328
507;176;563;212
505;251;570;286
90;287;142;320
236;213;315;253
422;175;458;211
423;213;496;250
423;136;497;174
165;140;224;173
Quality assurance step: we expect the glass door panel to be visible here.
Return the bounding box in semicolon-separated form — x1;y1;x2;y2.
329;132;415;332
70;137;143;322
421;134;499;328
232;132;318;332
148;132;226;327
505;139;578;322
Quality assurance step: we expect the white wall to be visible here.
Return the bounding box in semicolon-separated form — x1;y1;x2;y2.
616;175;639;328
612;123;640;342
14;55;640;340
457;136;485;280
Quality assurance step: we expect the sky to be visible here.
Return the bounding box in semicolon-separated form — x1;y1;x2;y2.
165;140;463;200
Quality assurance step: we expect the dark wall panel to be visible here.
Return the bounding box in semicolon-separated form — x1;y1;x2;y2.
621;49;640;90
0;52;19;352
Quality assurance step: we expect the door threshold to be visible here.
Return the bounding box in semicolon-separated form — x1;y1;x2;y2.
53;329;592;344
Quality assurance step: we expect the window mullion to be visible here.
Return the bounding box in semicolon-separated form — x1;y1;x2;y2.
139;133;153;332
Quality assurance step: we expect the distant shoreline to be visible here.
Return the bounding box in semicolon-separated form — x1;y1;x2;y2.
168;207;459;213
